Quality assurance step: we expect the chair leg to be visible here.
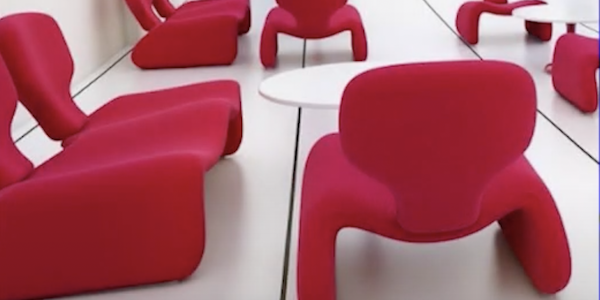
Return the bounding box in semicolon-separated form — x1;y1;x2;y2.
525;21;552;41
260;25;278;68
456;2;483;45
350;25;368;62
238;7;251;35
297;215;339;300
223;112;243;156
498;190;571;294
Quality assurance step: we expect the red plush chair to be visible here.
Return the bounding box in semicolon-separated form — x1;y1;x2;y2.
153;0;251;35
260;0;367;68
124;0;246;69
297;61;571;300
551;33;599;113
0;13;244;300
456;0;552;45
0;12;243;154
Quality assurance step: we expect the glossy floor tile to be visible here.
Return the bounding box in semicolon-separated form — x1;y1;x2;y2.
12;0;599;299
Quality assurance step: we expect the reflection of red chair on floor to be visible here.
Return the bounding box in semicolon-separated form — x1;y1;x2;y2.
153;0;251;35
551;33;599;113
456;0;552;45
0;13;243;153
125;0;246;69
0;13;244;300
296;61;571;300
260;0;367;68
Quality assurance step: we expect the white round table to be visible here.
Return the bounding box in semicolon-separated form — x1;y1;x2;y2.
512;1;599;25
512;1;599;73
259;62;389;109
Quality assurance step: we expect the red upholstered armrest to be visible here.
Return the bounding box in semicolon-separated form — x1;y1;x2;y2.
159;13;238;36
0;153;206;300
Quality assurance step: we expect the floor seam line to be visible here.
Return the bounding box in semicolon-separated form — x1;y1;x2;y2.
279;38;308;300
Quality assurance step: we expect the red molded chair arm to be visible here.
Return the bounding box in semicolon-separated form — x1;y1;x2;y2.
0;153;206;300
132;14;239;69
552;34;599;112
154;0;177;18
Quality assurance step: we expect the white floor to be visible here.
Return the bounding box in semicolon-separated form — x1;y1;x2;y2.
13;0;599;299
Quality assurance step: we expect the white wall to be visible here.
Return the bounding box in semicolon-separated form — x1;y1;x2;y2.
0;0;131;137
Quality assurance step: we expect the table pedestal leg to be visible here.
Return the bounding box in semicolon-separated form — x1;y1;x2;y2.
545;23;576;74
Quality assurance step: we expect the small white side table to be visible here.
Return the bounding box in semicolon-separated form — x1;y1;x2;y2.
259;62;388;109
512;1;599;73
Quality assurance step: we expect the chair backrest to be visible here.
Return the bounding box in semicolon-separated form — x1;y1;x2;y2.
339;60;536;234
0;56;34;190
276;0;347;31
0;13;87;141
153;0;177;18
125;0;162;31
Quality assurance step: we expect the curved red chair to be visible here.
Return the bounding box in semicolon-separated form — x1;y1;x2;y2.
153;0;251;35
456;0;552;45
0;57;225;300
0;13;245;300
551;33;599;113
297;61;571;300
260;0;367;68
124;0;243;69
0;13;242;155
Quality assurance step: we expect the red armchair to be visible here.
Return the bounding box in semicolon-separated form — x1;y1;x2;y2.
153;0;251;35
297;61;571;299
260;0;367;68
551;33;599;113
124;0;246;69
0;13;245;300
456;0;552;45
0;13;243;155
0;56;215;300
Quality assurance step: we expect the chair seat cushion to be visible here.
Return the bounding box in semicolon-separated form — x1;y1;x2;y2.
64;80;241;145
34;99;233;180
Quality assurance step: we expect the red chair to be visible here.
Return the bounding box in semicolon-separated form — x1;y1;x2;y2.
124;0;244;69
297;61;571;300
153;0;251;35
260;0;367;68
0;55;233;300
0;13;243;155
456;0;552;45
551;33;599;113
0;13;245;300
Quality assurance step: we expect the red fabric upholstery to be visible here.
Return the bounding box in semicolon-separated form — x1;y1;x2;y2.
552;33;599;113
0;13;244;300
154;0;252;34
0;57;33;190
456;0;552;45
260;0;367;68
0;13;243;155
0;13;87;141
297;61;571;300
124;0;244;69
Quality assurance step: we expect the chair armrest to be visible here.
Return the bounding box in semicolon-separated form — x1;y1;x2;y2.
132;14;239;68
0;153;207;299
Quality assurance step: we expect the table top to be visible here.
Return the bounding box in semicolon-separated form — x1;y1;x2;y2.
259;62;389;109
512;1;599;24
